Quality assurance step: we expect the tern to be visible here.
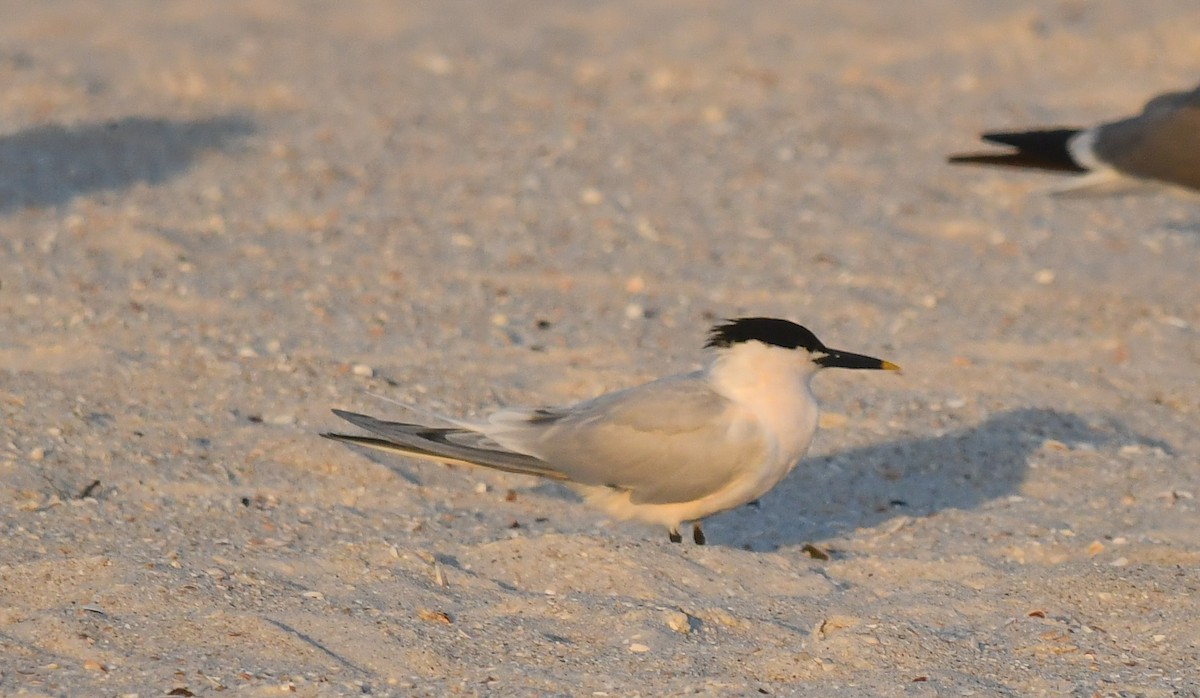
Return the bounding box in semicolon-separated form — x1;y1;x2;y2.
948;83;1200;195
322;318;900;544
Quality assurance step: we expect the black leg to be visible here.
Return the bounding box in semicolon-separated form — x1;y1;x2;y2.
668;529;682;543
692;523;706;545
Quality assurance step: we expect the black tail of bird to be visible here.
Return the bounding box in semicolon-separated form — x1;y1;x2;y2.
948;128;1087;173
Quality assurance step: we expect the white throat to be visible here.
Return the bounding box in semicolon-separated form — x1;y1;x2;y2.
707;342;821;455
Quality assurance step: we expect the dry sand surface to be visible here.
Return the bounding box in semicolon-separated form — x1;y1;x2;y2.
2;1;1199;696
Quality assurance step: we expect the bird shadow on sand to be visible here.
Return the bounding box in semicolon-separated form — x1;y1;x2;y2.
705;406;1172;551
0;114;255;213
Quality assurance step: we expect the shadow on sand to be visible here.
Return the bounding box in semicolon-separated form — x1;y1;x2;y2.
0;114;255;213
707;406;1171;550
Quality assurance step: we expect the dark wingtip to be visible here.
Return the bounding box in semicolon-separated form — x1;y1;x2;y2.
330;408;377;429
948;128;1088;174
948;153;1008;165
977;128;1082;148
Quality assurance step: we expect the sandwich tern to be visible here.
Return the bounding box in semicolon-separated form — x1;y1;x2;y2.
949;83;1200;195
322;317;900;544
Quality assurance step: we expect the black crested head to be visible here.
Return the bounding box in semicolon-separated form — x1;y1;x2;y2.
705;317;825;351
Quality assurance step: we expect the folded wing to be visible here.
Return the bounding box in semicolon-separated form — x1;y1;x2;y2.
1093;101;1200;190
498;374;768;505
322;409;568;480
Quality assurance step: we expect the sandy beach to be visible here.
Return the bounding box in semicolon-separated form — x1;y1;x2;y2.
2;2;1199;695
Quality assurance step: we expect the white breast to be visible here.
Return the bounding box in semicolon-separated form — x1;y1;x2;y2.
706;342;822;500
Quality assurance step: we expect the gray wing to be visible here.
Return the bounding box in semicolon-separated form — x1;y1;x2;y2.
1095;91;1200;190
496;373;767;505
323;409;568;480
1137;85;1200;116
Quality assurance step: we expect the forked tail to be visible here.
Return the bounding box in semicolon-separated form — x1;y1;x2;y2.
948;128;1087;173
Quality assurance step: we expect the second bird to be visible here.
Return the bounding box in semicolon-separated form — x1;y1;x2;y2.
949;83;1200;195
322;317;899;544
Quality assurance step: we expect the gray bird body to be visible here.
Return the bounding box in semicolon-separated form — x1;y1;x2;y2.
322;318;898;543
